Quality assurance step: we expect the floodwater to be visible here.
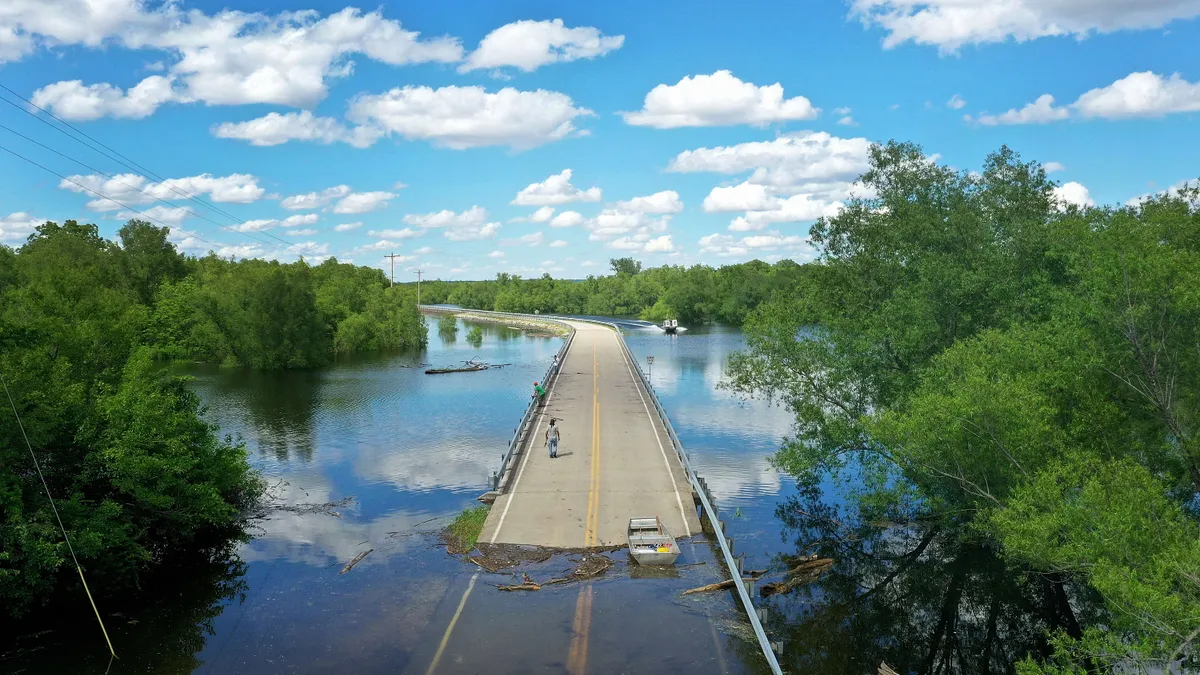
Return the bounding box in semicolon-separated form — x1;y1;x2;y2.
5;316;1070;674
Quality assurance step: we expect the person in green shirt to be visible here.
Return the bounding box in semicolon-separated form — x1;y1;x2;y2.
533;381;546;407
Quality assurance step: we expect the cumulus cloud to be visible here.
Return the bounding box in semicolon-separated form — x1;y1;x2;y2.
367;228;421;239
117;204;191;226
281;185;353;210
849;0;1200;52
1052;181;1095;209
518;232;544;246
549;239;568;248
12;5;464;119
0;212;41;243
622;70;819;128
971;72;1200;125
334;221;362;232
59;172;265;211
703;182;778;212
281;213;319;227
1043;161;1066;174
213;112;381;148
529;206;555;223
348;85;593;150
550;210;585;228
947;94;966;109
403;206;498;241
614;190;683;214
1126;178;1200;207
729;193;845;232
667;131;872;192
31;76;181;121
512;169;602;206
971;94;1070;125
488;250;505;258
333;191;396;214
836;115;857;126
700;231;816;259
460;19;623;73
288;228;317;236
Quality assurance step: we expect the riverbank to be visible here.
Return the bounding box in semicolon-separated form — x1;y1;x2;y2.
420;307;571;337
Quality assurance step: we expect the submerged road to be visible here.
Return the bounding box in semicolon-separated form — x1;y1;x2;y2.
479;320;702;548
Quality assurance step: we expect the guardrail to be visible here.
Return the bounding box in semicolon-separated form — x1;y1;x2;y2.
421;307;784;675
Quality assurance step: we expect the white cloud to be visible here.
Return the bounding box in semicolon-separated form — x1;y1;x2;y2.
0;212;41;243
403;206;487;229
699;233;747;257
834;106;852;115
334;221;362;232
643;235;674;253
288;228;317;236
703;182;778;212
529;206;555;223
231;219;278;233
333;191;396;214
281;214;319;227
354;239;404;253
413;246;433;255
30;76;180;121
512;169;602;206
585;209;670;242
614;190;683;214
972;94;1070;125
973;72;1200;126
549;239;568;248
348;85;593;150
15;6;464;118
1073;71;1200;119
445;222;500;242
281;185;353;210
519;232;544;246
488;250;506;259
668;131;872;194
60;172;265;211
700;231;816;259
550;210;585;228
367;228;421;239
836;115;857;126
622;70;819;128
947;94;967;109
460;19;623;73
849;0;1200;52
1126;178;1200;207
1043;161;1066;174
213;112;381;148
729;193;845;231
1052;181;1094;209
117;205;190;226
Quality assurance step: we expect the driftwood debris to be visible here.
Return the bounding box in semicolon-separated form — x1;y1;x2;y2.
759;556;834;597
340;548;373;574
682;577;759;595
496;573;541;592
879;662;899;675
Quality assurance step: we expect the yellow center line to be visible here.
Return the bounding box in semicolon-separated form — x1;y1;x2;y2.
567;584;594;675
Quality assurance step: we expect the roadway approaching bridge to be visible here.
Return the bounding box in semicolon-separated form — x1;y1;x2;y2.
479;319;702;548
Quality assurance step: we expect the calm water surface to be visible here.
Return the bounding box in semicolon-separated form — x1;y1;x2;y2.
10;316;1064;674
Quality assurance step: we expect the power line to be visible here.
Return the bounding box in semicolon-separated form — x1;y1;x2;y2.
0;140;226;252
1;367;117;660
0;84;297;248
0;121;276;247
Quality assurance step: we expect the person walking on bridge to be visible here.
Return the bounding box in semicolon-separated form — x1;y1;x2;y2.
545;419;560;459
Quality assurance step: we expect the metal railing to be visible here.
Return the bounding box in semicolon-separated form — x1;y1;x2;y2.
430;308;784;675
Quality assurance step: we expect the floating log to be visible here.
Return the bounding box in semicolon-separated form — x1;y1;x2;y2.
758;557;834;597
681;575;759;595
340;548;373;574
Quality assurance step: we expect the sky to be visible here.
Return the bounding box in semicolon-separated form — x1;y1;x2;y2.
0;0;1198;280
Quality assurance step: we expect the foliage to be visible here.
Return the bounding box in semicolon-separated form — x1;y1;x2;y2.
444;505;489;554
0;221;263;619
414;259;813;326
437;313;458;338
726;142;1200;671
466;326;483;347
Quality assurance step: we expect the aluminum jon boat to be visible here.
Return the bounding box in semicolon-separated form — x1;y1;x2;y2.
627;517;680;566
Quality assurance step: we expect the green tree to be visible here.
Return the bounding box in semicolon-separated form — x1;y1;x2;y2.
609;257;642;276
117;219;188;305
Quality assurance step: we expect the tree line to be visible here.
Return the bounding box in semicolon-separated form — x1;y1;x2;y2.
0;219;424;618
726;142;1200;672
415;257;815;326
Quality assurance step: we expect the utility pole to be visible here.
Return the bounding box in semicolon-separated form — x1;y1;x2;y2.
384;253;401;286
416;269;422;308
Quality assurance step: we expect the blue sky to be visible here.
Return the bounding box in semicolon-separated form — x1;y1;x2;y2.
1;0;1198;280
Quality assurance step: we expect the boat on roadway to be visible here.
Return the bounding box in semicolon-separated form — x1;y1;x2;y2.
627;517;680;565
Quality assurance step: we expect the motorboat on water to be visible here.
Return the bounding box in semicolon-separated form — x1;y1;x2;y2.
627;517;680;565
662;319;678;334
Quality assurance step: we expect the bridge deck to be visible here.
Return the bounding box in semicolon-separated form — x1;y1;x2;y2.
479;320;701;548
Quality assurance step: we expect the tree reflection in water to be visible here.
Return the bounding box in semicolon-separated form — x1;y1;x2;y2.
1;539;248;675
758;486;1104;674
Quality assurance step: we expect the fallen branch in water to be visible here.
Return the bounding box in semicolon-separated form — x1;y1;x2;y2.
496;573;541;591
682;576;759;595
340;549;373;574
759;557;834;597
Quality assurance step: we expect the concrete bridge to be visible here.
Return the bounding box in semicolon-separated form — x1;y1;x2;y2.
480;319;702;548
